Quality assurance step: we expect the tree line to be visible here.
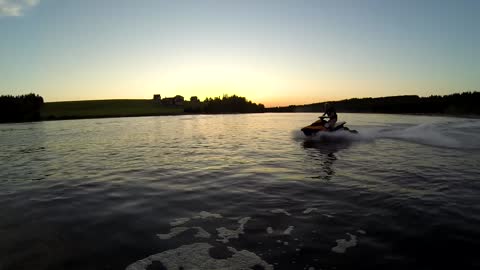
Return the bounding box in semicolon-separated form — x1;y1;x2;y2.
0;93;44;123
2;92;477;124
266;91;480;115
184;94;265;114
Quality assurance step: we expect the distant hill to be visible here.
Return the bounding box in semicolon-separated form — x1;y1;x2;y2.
0;94;265;123
41;99;183;120
266;92;480;115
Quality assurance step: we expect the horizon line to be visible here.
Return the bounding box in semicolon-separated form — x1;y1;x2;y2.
36;91;479;108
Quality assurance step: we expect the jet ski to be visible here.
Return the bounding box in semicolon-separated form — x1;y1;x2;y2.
301;116;358;136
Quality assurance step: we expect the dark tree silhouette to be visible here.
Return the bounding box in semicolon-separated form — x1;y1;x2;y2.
0;93;44;123
184;94;264;114
266;92;480;115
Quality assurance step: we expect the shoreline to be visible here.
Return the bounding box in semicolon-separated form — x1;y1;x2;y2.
266;111;480;119
3;92;478;124
1;111;478;125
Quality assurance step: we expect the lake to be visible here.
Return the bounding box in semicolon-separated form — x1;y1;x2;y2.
1;113;480;270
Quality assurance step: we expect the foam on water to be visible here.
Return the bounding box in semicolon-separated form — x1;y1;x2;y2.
303;208;318;214
194;211;223;219
192;227;211;238
157;227;190;240
145;208;341;269
170;217;190;226
157;226;211;240
271;209;291;216
167;211;223;227
331;233;358;254
283;226;294;235
125;243;273;270
216;217;251;243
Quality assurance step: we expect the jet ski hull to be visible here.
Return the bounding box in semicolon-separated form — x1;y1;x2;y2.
301;126;329;136
301;120;357;136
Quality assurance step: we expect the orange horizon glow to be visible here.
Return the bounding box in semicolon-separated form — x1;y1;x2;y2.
42;90;424;108
43;94;337;108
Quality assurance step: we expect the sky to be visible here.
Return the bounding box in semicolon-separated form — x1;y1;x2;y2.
0;0;479;106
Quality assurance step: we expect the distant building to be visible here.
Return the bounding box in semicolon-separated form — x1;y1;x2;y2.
153;94;161;103
174;95;184;105
190;96;199;103
161;95;184;106
162;97;174;105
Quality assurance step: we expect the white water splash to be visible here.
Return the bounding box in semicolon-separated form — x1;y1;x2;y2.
377;124;462;148
294;118;480;149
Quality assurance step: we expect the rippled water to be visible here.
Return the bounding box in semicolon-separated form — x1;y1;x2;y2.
1;113;480;270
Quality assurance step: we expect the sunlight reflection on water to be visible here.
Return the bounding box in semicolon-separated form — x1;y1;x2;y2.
1;113;480;269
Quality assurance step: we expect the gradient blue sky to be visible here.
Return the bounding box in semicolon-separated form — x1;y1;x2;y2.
0;0;479;106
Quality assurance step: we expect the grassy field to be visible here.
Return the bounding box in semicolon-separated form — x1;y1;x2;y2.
41;99;184;120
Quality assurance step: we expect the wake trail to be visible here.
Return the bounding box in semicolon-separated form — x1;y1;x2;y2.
293;119;480;150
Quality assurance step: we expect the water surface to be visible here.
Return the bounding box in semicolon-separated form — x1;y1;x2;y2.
1;113;480;270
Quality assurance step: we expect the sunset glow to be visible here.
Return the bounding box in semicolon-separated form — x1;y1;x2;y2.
1;0;479;106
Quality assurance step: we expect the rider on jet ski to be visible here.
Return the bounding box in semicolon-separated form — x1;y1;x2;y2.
321;103;337;131
301;103;356;136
